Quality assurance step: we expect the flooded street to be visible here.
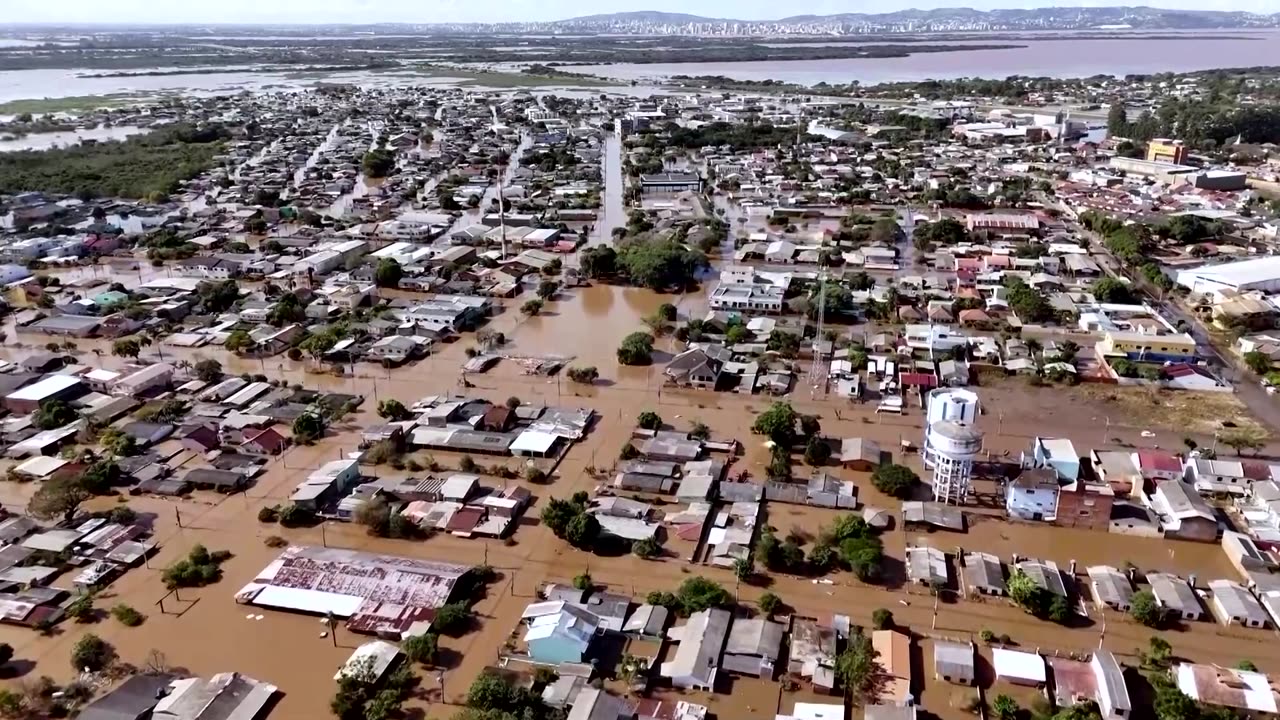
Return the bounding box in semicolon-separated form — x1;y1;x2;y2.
0;125;149;153
593;131;625;247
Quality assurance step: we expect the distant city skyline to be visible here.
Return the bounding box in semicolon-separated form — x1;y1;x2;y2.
6;0;1278;25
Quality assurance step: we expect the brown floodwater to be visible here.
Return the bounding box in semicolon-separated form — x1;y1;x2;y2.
4;281;1280;718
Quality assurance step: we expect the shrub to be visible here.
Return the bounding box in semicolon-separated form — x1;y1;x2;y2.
573;572;593;590
402;632;439;666
257;506;279;523
758;592;782;615
70;634;116;672
872;608;893;629
264;535;288;548
111;604;145;627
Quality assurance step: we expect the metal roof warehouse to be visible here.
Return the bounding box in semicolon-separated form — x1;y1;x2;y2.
235;545;470;639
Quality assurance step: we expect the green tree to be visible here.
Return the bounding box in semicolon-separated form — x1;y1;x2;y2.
1244;350;1273;375
636;411;663;430
733;557;753;581
676;576;731;615
28;474;90;523
374;258;403;288
536;280;559;300
111;336;142;359
377;399;410;420
871;464;919;499
840;536;885;582
617;332;654;366
70;634;116;672
402;633;439;666
267;292;306;326
1237;660;1259;672
362;148;396;178
196;279;240;313
752;401;798;446
432;602;472;637
836;631;879;705
540;498;581;537
224;329;254;353
193;358;223;382
872;608;893;629
1130;589;1166;628
1091;277;1136;304
292;411;326;444
100;428;139;457
1048;593;1071;623
564;512;600;549
33;399;77;430
1008;569;1052;617
633;537;662;559
804;435;831;466
758;592;781;615
992;694;1020;720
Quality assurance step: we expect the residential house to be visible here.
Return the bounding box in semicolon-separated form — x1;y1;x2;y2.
722;617;784;679
1176;663;1280;715
1147;573;1205;621
522;602;603;664
1150;480;1219;542
933;640;976;686
1029;437;1080;482
664;345;731;390
1208;579;1270;628
1006;468;1060;522
661;608;731;690
872;630;913;706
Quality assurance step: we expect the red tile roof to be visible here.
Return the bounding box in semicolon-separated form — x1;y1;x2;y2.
1136;449;1182;473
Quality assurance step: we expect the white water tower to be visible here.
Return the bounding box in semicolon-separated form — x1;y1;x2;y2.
926;419;984;505
922;388;982;505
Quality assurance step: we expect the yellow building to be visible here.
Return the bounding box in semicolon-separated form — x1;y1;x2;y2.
1147;138;1188;165
1099;330;1197;361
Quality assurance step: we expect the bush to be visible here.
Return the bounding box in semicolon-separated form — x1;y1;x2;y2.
636;411;663;430
573;572;593;590
567;366;599;384
278;504;315;528
67;594;95;623
264;535;288;548
111;604;144;627
979;629;996;644
871;463;920;500
872;608;893;629
70;634;116;672
402;632;439;666
632;537;661;559
758;592;782;615
617;332;654;366
161;544;231;590
257;506;280;523
431;602;472;637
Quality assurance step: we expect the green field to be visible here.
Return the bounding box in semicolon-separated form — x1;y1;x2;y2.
0;93;146;115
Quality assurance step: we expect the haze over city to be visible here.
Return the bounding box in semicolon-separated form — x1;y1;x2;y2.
5;0;1278;24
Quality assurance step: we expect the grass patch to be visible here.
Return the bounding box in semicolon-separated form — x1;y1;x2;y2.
1077;383;1267;437
0;93;145;115
111;604;144;627
404;64;618;88
0;122;225;199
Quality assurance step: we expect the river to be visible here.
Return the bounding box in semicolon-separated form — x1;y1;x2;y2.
572;30;1280;86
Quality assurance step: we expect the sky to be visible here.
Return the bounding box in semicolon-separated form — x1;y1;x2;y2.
5;0;1278;25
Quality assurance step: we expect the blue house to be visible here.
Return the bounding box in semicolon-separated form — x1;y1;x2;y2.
1006;468;1061;522
522;602;602;664
1030;437;1080;482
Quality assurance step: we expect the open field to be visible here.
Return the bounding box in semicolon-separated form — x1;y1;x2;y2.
0;93;147;115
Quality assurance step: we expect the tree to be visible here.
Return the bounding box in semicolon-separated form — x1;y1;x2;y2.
1091;277;1136;304
758;592;782;615
804;436;831;466
267;292;306;326
0;643;11;666
111;336;142;359
871;608;893;629
913;217;968;250
70;634;116;672
725;324;750;345
536;280;559;300
567;366;599;384
193;358;222;382
564;512;600;549
573;572;593;590
100;428;139;457
1221;429;1266;456
520;299;544;316
1048;593;1071;624
733;557;753;581
992;695;1020;720
1130;589;1166;628
617;332;654;366
225;329;253;353
362;148;396;178
836;631;878;705
540;498;580;536
292;411;326;444
840;536;885;582
871;464;919;500
676;576;731;615
580;245;617;278
752;402;798;446
1154;682;1197;720
34;399;77;430
1008;568;1052;618
402;632;438;666
432;602;472;637
466;672;515;712
690;421;711;441
374;258;403;288
615;237;707;290
637;411;663;430
1244;350;1273;375
1237;660;1259;672
28;474;90;523
377;399;410;420
633;537;661;559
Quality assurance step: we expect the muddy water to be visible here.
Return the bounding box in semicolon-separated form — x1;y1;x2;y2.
592;132;624;247
4;281;1280;717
